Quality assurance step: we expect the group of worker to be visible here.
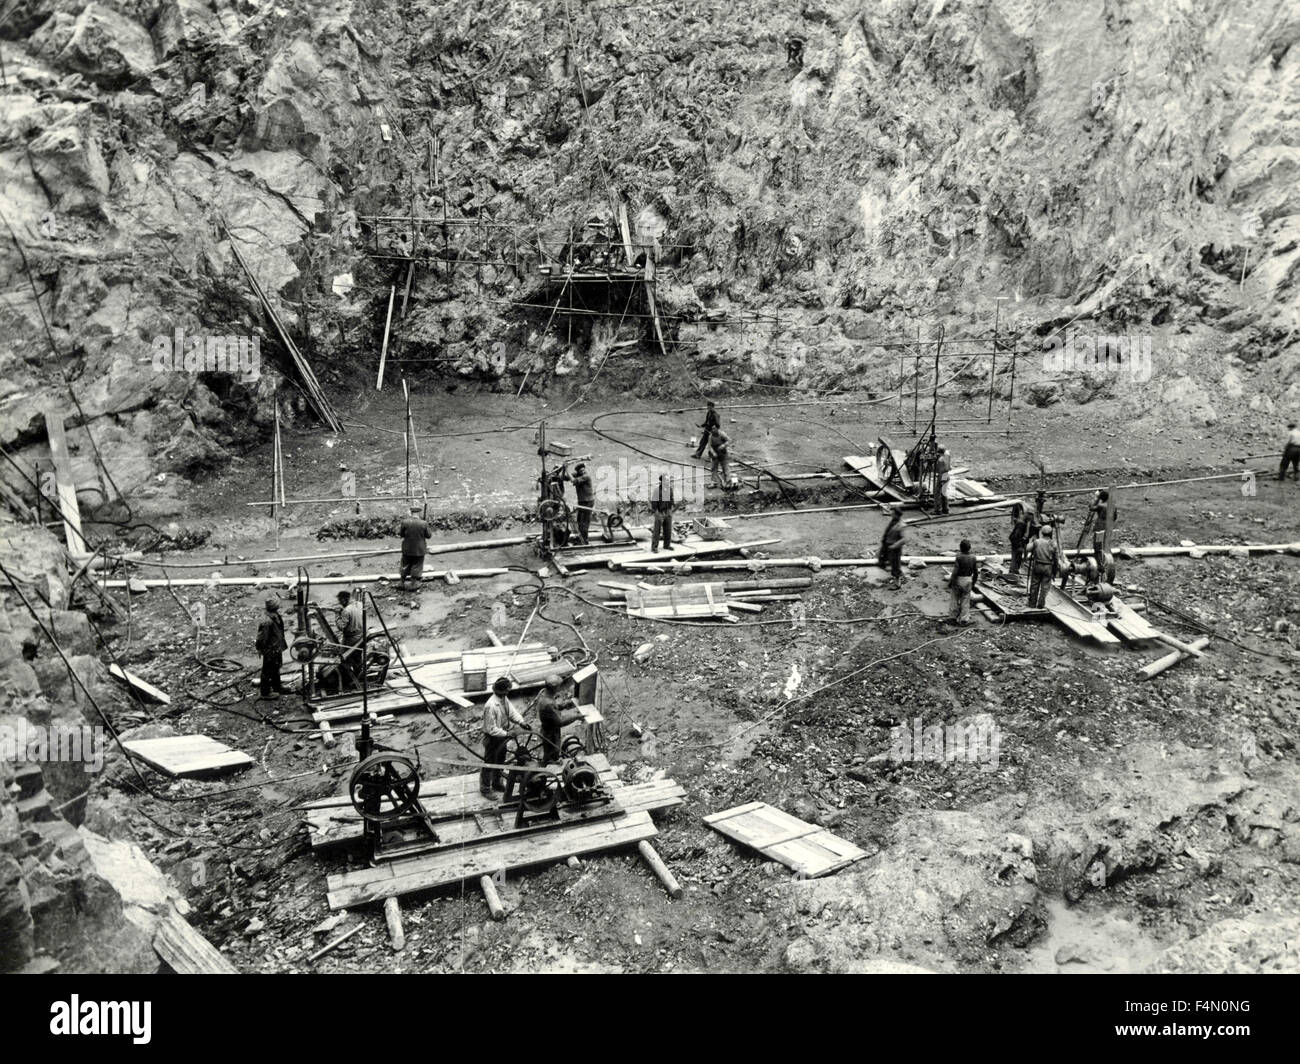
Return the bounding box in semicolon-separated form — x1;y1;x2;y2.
691;401;736;491
479;673;584;798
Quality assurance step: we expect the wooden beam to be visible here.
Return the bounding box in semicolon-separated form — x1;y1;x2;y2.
637;840;682;898
43;410;88;555
480;874;506;920
1138;636;1211;680
376;285;396;389
383;896;406;950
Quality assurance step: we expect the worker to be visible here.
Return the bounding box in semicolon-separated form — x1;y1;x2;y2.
708;427;733;490
935;446;952;515
480;677;528;797
1089;490;1116;565
948;538;978;625
536;673;583;762
787;38;805;70
336;590;363;690
398;506;430;590
254;599;288;700
879;508;906;590
1280;422;1300;481
1008;503;1033;577
1027;526;1059;608
572;462;595;544
650;473;675;552
692;401;721;458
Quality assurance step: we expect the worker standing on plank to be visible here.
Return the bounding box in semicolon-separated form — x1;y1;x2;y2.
572;462;595;544
336;590;363;691
1027;526;1059;609
1008;503;1032;578
480;677;528;797
1280;422;1300;481
948;538;979;625
398;506;430;590
1089;490;1116;566
536;673;583;762
708;427;733;490
692;401;721;458
254;599;288;700
880;508;906;590
935;446;952;515
650;473;676;552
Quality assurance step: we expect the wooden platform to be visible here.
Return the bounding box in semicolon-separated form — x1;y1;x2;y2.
623;582;732;619
304;754;683;850
561;529;781;571
122;735;253;777
704;801;868;878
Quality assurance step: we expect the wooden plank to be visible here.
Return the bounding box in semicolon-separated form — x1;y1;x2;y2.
705;801;867;878
44;410;89;554
153;911;239;974
122;736;253;777
325;809;658;909
108;664;171;705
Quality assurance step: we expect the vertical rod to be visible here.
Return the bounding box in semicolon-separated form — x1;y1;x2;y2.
988;303;999;424
912;339;920;436
1007;337;1017;429
404;380;412;505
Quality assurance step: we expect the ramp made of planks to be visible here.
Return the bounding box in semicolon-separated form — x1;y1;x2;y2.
108;664;171;705
704;801;868;878
122;735;253;777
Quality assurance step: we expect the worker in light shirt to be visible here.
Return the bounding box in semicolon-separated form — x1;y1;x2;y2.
480;677;528;797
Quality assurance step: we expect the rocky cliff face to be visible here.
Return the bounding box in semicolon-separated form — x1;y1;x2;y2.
1;0;1297;516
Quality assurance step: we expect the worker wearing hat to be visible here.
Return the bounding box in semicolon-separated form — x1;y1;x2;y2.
1027;525;1059;609
536;673;583;763
398;506;430;591
480;676;528;796
254;598;288;700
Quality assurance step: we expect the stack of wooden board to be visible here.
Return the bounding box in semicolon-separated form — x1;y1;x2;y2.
705;801;869;878
307;641;569;739
601;576;810;619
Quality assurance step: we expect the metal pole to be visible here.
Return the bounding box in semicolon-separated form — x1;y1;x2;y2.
1007;336;1017;429
404;380;412;505
988;303;1000;424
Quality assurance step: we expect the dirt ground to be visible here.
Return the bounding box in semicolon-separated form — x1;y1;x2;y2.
83;384;1300;973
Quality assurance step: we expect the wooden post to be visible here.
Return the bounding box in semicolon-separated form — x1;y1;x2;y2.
637;840;682;898
480;874;506;920
383;896;405;951
271;405;283;550
376;286;395;390
1152;631;1206;659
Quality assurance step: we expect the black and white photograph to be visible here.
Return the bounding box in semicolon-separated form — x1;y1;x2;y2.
0;0;1296;1023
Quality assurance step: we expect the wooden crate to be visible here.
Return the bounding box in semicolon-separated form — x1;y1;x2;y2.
692;516;731;541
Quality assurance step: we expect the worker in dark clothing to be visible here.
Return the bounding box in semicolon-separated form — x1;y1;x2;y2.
948;539;978;625
255;599;288;699
536;673;583;762
880;509;906;590
709;428;733;490
692;401;721;458
650;473;675;552
336;590;363;691
787;38;804;70
1280;422;1300;481
571;462;595;544
1008;503;1032;578
398;507;430;590
1027;526;1059;609
1089;490;1116;566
